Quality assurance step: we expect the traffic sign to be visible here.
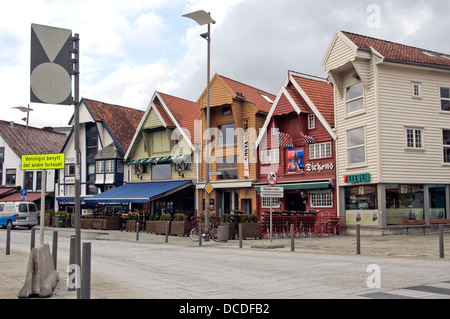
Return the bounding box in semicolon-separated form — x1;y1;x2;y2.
267;172;277;187
260;186;284;198
205;183;214;194
22;153;65;171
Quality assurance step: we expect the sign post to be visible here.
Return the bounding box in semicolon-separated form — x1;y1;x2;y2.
262;172;283;242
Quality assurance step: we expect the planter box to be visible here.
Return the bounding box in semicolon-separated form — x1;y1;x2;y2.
170;221;190;237
239;223;262;239
81;218;93;229
126;220;138;232
103;219;120;230
146;221;170;234
220;222;237;239
44;217;52;227
146;221;156;233
93;219;103;230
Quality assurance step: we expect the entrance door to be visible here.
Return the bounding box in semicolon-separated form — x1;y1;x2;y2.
285;192;305;212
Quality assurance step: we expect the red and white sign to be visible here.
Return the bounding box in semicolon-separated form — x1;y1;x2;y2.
267;172;277;187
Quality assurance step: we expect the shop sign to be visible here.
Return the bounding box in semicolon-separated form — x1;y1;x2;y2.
305;162;334;173
344;173;371;184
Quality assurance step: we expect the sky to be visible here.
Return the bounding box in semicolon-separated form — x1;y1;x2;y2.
1;0;450;128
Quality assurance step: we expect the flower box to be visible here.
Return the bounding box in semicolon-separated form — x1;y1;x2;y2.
170;221;190;236
103;218;120;230
81;218;93;229
92;219;103;230
220;222;237;239
126;220;138;232
239;222;262;239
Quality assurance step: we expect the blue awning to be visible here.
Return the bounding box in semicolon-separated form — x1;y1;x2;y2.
84;180;192;204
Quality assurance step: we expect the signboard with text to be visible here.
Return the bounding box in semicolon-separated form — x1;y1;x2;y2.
22;154;65;170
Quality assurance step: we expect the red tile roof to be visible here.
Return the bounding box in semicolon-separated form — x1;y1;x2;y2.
342;31;450;69
157;92;201;143
219;75;276;113
0;120;67;157
84;99;144;153
290;74;335;128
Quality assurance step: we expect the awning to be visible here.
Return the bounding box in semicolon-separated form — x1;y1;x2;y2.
0;192;52;202
84;180;192;204
129;156;173;165
255;180;332;191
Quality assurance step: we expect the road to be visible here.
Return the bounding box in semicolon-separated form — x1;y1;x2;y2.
2;227;450;302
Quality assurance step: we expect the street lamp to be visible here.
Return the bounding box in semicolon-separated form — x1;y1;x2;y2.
12;105;33;155
183;10;215;231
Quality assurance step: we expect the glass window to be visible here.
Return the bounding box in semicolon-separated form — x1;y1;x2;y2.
344;185;379;226
308;114;315;129
24;172;34;191
347;127;365;166
96;161;104;173
443;130;450;163
6;169;16;186
441;87;450;111
218;124;237;146
406;128;423;149
346;82;364;115
429;185;447;219
386;184;424;225
262;198;280;208
152;164;171;181
310;192;333;208
310;142;332;160
217;156;238;180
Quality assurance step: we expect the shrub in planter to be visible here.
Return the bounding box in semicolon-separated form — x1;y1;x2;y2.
220;214;237;240
81;215;94;229
238;214;262;239
170;213;190;236
103;216;120;230
93;216;104;230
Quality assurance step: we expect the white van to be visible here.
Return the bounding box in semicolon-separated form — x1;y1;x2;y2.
0;203;17;229
3;202;39;229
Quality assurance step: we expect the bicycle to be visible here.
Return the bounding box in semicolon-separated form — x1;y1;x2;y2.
190;221;219;242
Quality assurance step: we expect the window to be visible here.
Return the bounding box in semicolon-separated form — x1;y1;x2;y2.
441;87;450;111
96;161;105;173
260;149;279;164
6;169;16;186
222;106;231;115
152;130;170;153
87;136;98;156
152;164;171;181
217;156;238;180
406;128;423;149
347;127;366;166
308;114;315;129
24;172;34;191
443;130;450;163
105;160;115;173
65;164;75;176
346;82;364;115
310;142;332;160
412;83;422;98
262;198;280;208
218;124;237;146
310;192;333;208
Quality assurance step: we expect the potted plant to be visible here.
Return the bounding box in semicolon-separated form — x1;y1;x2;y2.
220;213;237;240
126;213;138;232
239;214;262;239
170;213;190;236
81;215;94;229
102;215;120;230
154;213;171;235
44;210;55;227
146;212;157;233
93;215;104;230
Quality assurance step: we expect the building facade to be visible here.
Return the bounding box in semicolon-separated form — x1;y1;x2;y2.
323;30;450;232
255;72;337;220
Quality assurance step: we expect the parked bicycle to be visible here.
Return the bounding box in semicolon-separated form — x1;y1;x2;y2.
190;221;219;242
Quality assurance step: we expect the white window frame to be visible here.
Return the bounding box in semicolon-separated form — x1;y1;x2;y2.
105;160;115;173
96;161;104;173
406;128;424;149
260;149;279;165
310;142;332;160
441;87;450;112
262;197;281;208
443;130;450;164
346;82;364;115
412;82;422;98
310;192;333;208
347;127;366;166
308;114;315;130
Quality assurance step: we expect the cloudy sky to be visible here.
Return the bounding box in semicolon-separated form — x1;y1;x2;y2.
1;0;449;128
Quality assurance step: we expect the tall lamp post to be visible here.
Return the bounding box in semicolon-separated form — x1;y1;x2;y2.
12;105;33;156
183;10;215;230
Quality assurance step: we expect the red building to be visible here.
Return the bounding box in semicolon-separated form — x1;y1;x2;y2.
255;72;337;234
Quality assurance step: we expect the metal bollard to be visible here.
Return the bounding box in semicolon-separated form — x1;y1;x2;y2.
239;223;243;249
439;225;445;259
199;223;202;246
356;224;361;255
291;224;295;252
165;222;169;243
6;223;11;255
30;227;36;250
52;231;58;269
69;235;76;291
136;222;139;241
81;242;91;299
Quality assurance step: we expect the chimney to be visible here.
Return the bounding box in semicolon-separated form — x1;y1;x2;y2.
10;121;14;128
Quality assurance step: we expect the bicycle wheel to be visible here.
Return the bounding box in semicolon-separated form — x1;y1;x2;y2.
190;227;200;242
210;228;219;242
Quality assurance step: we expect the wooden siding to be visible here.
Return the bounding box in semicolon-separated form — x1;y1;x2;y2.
377;63;450;184
323;34;355;72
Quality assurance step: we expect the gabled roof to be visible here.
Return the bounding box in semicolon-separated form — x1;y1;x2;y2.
198;74;276;114
125;91;201;160
255;72;335;148
341;30;450;70
0;120;66;157
82;98;144;154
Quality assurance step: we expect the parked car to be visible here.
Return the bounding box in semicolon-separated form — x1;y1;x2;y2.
0;203;17;229
2;202;38;229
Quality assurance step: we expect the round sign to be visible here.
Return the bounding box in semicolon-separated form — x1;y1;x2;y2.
267;172;277;187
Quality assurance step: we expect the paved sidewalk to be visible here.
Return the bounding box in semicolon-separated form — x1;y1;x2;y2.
1;227;450;299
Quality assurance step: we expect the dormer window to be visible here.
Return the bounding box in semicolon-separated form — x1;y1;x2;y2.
346;82;364;115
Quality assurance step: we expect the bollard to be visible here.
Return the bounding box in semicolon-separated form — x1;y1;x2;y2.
30;227;36;251
69;235;76;291
239;223;243;249
136;222;140;241
439;225;445;259
199;223;202;246
356;224;361;255
291;224;295;252
52;231;58;269
165;222;169;243
81;242;91;299
6;223;11;255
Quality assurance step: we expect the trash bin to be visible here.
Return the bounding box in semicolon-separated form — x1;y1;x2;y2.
55;215;65;228
218;226;229;242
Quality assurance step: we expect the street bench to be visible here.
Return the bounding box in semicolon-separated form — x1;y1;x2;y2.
398;220;429;235
431;219;450;226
